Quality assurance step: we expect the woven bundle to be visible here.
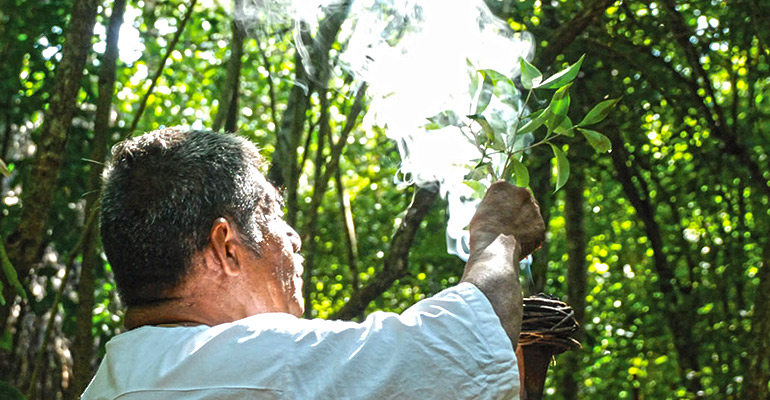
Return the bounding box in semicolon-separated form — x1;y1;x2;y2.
518;293;581;353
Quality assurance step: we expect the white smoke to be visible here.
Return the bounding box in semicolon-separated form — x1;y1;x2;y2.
235;0;535;261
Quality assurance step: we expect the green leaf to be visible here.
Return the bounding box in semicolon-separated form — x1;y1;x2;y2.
464;180;488;199
426;110;462;129
0;235;26;302
549;83;572;115
578;98;621;127
579;128;612;153
549;143;570;192
536;54;585;89
468;114;504;151
544;84;572;135
479;69;515;87
512;158;530;187
518;109;547;134
0;159;10;178
519;57;542;90
472;71;494;115
479;68;519;109
554;116;574;137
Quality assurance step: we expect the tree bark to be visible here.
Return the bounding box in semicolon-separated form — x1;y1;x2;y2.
333;186;438;320
0;0;100;342
527;149;553;294
213;6;245;133
560;150;587;400
68;0;126;397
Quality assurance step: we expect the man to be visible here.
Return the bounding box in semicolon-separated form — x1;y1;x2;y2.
83;127;545;399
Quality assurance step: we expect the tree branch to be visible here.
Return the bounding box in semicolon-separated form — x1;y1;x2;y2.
536;0;617;67
332;186;438;321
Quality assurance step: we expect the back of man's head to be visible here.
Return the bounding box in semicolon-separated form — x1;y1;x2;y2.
100;128;268;306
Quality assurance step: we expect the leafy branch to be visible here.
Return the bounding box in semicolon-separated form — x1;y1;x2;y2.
428;54;619;194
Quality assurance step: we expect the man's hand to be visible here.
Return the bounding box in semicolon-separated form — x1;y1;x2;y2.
469;181;545;260
461;181;545;347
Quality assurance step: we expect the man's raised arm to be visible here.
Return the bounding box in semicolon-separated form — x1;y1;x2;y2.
461;181;546;347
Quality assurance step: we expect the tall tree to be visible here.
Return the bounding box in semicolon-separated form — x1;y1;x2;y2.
68;0;127;396
560;148;588;400
0;0;101;373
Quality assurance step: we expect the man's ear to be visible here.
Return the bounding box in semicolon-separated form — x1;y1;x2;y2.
205;218;243;276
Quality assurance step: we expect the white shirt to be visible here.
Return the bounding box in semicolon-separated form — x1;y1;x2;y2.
83;282;520;399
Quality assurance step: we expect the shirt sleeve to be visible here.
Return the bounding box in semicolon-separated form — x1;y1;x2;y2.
286;282;520;399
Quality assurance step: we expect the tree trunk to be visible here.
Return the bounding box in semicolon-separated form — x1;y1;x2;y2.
268;1;351;225
527;149;553;294
0;0;101;351
213;7;245;133
560;151;587;400
335;167;359;291
607;127;702;394
743;242;770;400
67;0;126;397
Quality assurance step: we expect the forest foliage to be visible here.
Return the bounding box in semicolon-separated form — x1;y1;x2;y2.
0;0;769;399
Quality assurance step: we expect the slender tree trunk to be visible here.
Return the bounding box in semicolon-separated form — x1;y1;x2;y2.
607;127;702;394
268;1;351;227
213;6;245;133
743;242;770;400
335;167;359;290
68;0;126;397
0;0;101;358
333;186;438;320
301;87;366;317
527;149;553;294
561;152;587;400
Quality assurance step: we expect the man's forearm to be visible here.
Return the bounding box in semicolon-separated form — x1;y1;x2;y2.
461;232;523;347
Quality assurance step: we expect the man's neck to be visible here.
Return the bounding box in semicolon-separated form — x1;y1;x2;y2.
124;296;245;330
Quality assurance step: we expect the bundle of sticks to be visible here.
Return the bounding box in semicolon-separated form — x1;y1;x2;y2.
518;293;581;352
516;294;581;400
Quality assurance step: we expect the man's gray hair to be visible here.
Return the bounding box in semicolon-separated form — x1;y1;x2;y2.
100;128;270;306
